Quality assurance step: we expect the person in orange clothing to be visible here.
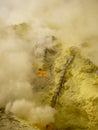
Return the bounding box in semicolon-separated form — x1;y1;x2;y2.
37;68;47;77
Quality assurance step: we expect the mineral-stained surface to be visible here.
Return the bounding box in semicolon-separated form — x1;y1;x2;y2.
34;46;98;130
0;108;40;130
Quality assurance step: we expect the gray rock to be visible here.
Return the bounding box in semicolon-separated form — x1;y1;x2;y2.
0;108;40;130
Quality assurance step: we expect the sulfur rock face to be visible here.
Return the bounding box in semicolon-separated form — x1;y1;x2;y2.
53;47;98;130
36;46;98;130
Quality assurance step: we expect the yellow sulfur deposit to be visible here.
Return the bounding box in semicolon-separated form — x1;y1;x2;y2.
36;46;98;130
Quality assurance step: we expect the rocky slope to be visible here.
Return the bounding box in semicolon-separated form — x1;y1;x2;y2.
34;46;98;130
0;108;40;130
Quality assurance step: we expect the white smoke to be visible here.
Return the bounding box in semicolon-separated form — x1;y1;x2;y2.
0;22;56;127
0;40;34;107
6;99;56;127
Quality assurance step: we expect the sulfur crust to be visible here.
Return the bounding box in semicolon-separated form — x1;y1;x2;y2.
38;46;98;130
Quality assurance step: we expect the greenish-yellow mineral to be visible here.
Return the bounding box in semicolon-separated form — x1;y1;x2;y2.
35;46;98;130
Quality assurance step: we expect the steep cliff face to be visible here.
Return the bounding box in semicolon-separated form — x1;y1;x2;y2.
52;47;98;130
27;45;98;130
34;46;98;130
